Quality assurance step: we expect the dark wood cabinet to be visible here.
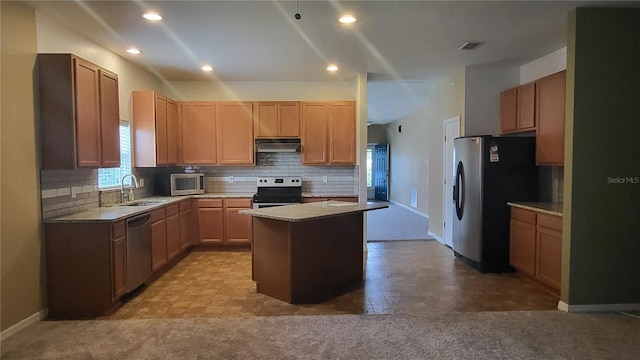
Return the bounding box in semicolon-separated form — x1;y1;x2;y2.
301;101;356;165
509;207;563;292
45;221;122;317
38;54;121;169
254;102;300;138
535;71;566;165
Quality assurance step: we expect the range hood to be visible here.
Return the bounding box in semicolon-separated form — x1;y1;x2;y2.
255;138;301;153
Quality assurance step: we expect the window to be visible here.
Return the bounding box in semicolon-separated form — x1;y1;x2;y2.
366;148;373;187
98;120;132;188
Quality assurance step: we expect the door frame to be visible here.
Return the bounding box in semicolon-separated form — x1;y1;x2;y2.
443;116;460;247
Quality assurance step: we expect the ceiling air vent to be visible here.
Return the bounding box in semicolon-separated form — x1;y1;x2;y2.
458;42;483;50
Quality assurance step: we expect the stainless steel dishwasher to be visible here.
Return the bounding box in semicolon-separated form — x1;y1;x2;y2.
125;212;152;293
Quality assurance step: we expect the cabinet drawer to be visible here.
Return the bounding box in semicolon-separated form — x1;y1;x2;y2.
511;207;536;224
111;220;126;239
150;208;165;223
198;199;223;208
537;214;562;232
165;204;179;216
225;198;252;208
178;199;192;212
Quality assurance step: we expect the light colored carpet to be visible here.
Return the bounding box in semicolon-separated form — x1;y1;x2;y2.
367;201;432;241
2;311;638;359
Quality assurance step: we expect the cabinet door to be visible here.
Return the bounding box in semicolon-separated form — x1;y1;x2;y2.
74;58;102;167
329;102;356;164
155;95;168;165
166;99;179;164
98;70;121;168
150;209;168;272
279;102;300;137
500;88;517;133
198;207;224;244
301;102;329;164
254;102;279;138
217;102;254;165
536;226;562;289
111;221;126;300
516;83;536;131
166;205;180;261
536;71;566;165
225;207;252;245
179;207;192;250
181;102;217;164
509;210;537;277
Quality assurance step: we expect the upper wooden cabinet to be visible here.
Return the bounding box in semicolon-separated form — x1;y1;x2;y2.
38;54;121;169
254;102;300;138
500;82;536;134
535;71;566;165
180;102;217;165
133;91;179;167
216;102;254;165
301;101;356;165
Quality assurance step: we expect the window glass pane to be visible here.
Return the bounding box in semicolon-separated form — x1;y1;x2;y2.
98;120;132;188
366;148;373;187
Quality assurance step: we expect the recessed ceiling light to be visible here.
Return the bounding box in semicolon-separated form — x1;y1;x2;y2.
201;65;214;72
126;48;141;54
326;64;339;72
339;15;357;24
458;41;483;50
142;12;162;21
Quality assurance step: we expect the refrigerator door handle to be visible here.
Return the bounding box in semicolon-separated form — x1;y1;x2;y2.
455;161;465;220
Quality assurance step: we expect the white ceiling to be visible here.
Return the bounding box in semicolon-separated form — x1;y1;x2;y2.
23;0;632;123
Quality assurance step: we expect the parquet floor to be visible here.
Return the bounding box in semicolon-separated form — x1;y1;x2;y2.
102;241;559;320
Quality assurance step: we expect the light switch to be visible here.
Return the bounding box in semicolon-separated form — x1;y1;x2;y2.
323;175;328;183
139;178;145;187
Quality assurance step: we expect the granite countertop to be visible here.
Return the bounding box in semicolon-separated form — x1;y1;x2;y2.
45;193;255;223
302;193;359;198
239;200;387;222
507;202;563;217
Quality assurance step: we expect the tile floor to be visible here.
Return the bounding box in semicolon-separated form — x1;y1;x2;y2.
102;241;559;320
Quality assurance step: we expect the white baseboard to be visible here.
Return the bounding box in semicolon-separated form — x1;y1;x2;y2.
389;200;428;219
0;309;47;342
558;301;640;312
428;231;444;243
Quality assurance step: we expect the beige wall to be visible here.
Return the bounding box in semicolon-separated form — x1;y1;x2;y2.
165;80;357;101
34;12;163;121
385;69;465;238
1;2;42;332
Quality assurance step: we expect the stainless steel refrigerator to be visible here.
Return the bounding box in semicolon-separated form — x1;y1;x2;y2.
452;135;538;273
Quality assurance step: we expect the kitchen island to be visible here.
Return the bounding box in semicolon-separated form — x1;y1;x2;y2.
240;201;387;303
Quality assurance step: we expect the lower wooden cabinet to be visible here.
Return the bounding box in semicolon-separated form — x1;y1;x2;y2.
179;199;193;250
197;198;252;248
151;202;193;274
509;207;562;291
150;208;168;272
166;204;181;261
45;221;124;317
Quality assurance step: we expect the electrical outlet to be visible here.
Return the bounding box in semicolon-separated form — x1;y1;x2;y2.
323;175;328;183
71;187;77;198
139;178;145;187
229;176;234;183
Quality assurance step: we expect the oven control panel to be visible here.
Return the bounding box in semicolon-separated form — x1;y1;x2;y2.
256;177;302;187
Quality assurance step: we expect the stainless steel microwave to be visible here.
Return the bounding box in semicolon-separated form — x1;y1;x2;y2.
155;173;205;196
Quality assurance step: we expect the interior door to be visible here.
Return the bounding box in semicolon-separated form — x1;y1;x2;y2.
443;117;460;247
374;144;389;201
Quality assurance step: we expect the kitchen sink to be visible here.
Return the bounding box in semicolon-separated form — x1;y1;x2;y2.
122;200;167;207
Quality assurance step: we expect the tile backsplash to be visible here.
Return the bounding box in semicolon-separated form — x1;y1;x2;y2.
40;153;358;219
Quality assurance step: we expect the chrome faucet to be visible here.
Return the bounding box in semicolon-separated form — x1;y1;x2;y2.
120;174;139;203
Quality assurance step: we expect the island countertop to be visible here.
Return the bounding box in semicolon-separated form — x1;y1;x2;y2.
239;201;388;222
